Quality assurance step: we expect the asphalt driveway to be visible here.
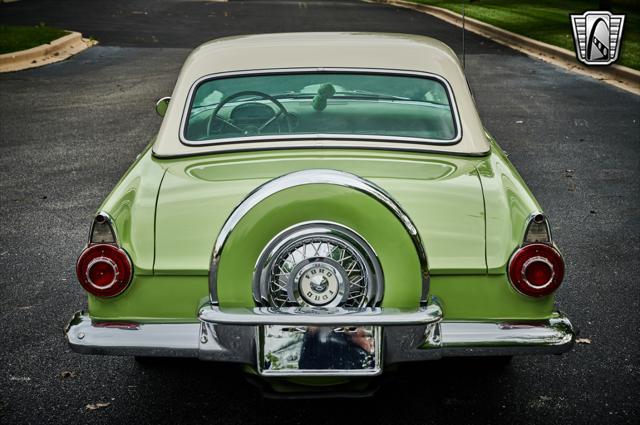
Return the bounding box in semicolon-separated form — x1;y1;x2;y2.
0;1;638;424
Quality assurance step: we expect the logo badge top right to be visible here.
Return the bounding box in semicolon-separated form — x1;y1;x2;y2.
571;11;625;66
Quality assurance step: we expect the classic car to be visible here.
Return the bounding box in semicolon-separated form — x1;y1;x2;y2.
65;32;574;394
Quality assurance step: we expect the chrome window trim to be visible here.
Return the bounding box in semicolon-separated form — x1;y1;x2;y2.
208;169;430;306
179;67;463;148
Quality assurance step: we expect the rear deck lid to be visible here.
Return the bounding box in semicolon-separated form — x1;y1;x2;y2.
154;149;486;275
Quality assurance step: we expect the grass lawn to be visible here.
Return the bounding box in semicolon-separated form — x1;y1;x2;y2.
410;0;640;70
0;24;68;55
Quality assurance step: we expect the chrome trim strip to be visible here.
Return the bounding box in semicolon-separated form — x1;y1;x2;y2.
208;169;430;306
153;142;491;160
65;311;574;362
179;67;463;148
198;304;442;326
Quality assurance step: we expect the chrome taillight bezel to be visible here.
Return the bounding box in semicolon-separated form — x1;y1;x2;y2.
521;255;555;289
76;212;133;298
507;214;565;297
85;255;119;289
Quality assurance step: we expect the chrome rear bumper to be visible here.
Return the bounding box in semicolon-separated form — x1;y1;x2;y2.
64;306;574;366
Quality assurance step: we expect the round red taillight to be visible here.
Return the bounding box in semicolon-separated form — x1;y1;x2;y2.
508;243;564;297
76;244;132;297
87;257;117;288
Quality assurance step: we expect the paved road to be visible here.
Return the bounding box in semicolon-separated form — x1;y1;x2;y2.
1;1;639;424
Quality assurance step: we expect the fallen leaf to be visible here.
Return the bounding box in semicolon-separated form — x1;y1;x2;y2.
86;402;111;411
61;371;75;378
576;338;592;344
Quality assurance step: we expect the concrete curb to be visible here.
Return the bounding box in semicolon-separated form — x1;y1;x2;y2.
0;31;95;73
365;0;640;95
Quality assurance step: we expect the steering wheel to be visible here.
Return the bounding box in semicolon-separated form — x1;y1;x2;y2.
206;90;292;136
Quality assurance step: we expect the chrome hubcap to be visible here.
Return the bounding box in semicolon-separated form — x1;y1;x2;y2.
296;262;341;306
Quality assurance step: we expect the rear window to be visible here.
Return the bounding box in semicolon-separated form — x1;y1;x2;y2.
183;71;460;145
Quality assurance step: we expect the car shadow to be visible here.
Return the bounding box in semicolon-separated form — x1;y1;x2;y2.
126;356;516;424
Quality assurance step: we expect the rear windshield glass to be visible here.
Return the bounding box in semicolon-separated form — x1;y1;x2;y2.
183;72;458;144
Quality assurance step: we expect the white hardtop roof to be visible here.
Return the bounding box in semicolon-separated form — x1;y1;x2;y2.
153;32;490;157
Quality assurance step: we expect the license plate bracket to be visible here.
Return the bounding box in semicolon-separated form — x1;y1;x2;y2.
258;325;382;376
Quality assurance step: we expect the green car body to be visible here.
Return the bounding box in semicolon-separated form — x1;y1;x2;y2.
65;33;573;391
90;140;552;321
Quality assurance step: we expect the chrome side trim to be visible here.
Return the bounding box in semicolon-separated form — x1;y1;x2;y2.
198;304;442;326
179;67;463;148
208;169;430;306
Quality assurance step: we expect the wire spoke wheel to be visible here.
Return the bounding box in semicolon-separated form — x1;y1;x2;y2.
253;223;384;308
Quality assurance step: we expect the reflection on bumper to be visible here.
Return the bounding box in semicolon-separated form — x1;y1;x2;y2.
259;325;384;377
64;307;575;374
